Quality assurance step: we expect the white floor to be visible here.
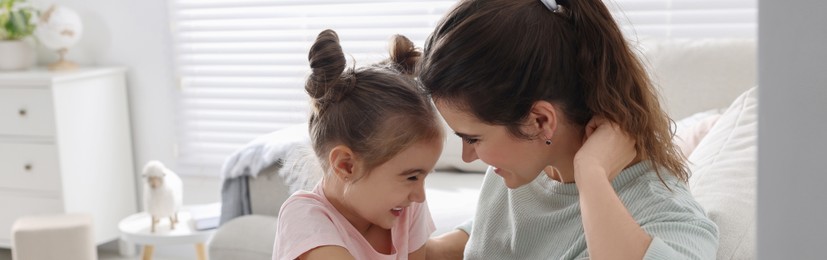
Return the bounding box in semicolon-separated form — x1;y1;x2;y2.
0;250;176;260
0;248;176;260
0;240;198;260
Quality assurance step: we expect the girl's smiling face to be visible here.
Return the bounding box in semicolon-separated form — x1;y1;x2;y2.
339;138;442;231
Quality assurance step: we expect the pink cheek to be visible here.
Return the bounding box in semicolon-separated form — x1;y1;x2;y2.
475;148;497;164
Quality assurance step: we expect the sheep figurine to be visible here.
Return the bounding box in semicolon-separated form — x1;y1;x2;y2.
142;160;183;233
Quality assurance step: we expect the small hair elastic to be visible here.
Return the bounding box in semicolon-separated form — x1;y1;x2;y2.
540;0;561;12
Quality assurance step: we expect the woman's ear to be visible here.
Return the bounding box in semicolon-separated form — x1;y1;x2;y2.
528;100;559;139
328;145;356;181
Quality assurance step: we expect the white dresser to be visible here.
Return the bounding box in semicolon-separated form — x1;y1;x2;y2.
0;67;137;247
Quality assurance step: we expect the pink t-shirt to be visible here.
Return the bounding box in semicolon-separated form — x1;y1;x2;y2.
273;184;435;260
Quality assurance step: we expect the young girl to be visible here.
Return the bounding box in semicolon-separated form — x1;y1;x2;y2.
273;29;442;260
420;0;718;259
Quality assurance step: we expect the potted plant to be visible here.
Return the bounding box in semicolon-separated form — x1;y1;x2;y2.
0;0;38;71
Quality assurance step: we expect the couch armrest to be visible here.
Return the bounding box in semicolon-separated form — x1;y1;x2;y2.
209;215;278;260
249;163;291;217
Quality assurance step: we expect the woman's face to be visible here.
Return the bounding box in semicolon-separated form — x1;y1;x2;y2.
435;102;554;188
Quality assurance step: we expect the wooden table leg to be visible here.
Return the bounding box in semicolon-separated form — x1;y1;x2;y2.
195;243;207;260
142;245;155;260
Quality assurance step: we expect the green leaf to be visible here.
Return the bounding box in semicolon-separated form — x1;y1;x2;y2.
2;0;36;40
0;11;9;27
8;11;26;38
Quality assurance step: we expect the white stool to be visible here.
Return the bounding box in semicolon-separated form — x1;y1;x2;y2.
119;211;213;260
11;213;96;260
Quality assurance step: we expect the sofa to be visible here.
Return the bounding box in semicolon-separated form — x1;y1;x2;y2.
207;38;758;260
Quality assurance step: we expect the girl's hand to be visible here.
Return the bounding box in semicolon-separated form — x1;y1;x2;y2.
425;230;468;260
573;117;637;180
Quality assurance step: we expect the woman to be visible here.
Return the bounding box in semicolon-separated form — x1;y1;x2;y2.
420;0;719;259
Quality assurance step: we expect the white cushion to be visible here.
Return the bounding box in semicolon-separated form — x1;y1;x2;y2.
687;87;757;260
673;109;723;158
12;214;96;260
209;215;278;260
635;38;757;119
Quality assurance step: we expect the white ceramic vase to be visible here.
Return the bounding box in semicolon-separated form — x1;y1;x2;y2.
0;40;36;71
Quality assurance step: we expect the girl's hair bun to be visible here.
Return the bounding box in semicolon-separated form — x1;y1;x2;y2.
306;29;350;103
387;34;421;75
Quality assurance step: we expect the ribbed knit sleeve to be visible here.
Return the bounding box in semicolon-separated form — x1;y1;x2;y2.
462;162;719;260
639;210;719;259
645;237;679;259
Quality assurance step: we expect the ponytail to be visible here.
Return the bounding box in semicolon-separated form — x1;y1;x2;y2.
565;0;688;182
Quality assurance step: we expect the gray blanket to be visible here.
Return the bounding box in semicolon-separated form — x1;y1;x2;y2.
218;123;309;225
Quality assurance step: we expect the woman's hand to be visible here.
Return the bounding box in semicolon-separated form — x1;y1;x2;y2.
574;117;651;260
573;117;636;180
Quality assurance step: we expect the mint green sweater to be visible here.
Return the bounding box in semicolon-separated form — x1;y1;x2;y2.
459;162;718;259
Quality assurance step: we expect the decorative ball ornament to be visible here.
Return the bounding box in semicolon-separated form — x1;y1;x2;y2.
34;4;83;71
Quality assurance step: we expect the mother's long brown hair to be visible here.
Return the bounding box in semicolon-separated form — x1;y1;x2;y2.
420;0;688;182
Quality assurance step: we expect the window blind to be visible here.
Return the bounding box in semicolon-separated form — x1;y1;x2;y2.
610;0;757;38
170;0;458;176
169;0;756;176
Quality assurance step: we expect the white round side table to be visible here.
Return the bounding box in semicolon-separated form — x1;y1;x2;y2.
119;211;214;260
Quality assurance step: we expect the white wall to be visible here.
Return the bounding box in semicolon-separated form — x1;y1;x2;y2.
31;0;221;206
758;1;827;258
30;0;220;257
32;0;177;206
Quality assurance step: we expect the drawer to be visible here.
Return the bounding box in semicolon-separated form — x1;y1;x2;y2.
0;194;63;245
0;143;62;192
0;89;55;136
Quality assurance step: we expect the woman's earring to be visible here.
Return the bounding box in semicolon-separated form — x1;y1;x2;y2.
545;139;552;145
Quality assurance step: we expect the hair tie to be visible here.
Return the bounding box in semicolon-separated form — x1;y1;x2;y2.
540;0;561;12
323;72;357;105
313;72;357;115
